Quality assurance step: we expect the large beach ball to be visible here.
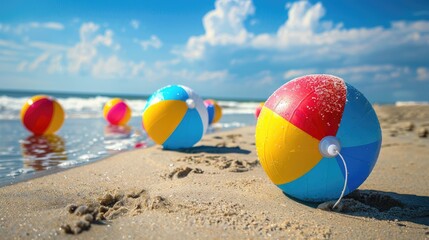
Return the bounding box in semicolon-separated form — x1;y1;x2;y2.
103;98;131;126
21;95;65;135
256;74;382;202
142;85;208;149
204;99;222;125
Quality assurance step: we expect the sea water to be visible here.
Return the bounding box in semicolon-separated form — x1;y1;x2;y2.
0;91;259;186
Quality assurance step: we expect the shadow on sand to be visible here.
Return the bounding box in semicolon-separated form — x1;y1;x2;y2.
284;189;429;227
168;145;251;155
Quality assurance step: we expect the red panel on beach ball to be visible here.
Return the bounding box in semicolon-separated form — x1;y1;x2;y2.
264;75;347;140
255;102;264;119
21;95;65;135
103;98;132;126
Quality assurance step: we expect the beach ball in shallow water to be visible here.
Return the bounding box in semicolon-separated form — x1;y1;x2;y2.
103;98;131;126
256;74;382;202
20;95;65;135
142;85;208;149
204;99;222;124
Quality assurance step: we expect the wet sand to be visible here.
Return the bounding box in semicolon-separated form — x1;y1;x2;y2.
0;105;428;239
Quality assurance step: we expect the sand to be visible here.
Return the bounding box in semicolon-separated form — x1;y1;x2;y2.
0;105;428;239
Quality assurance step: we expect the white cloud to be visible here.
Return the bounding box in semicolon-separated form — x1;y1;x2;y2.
93;30;113;46
91;55;127;79
155;69;229;82
183;0;255;59
142;64;229;84
137;35;162;50
194;70;229;82
249;19;258;26
253;70;274;85
90;56;146;79
8;21;146;79
325;65;411;82
30;22;64;30
28;52;50;71
12;22;116;74
0;39;25;50
67;22;114;73
251;1;429;54
283;68;317;79
183;0;429;62
154;58;181;68
326;65;394;75
130;20;140;29
16;61;28;72
130;61;145;77
253;1;328;48
0;22;64;34
113;44;121;51
282;65;413;83
27;41;68;52
0;50;23;62
0;24;11;33
47;54;64;74
417;67;429;81
67;42;97;73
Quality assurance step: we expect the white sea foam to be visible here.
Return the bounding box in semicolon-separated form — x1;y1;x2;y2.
395;101;429;106
0;96;260;120
218;101;262;114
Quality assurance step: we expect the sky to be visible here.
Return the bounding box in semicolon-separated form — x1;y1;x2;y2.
0;0;428;102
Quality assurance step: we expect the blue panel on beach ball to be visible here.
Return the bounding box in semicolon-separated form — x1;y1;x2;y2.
163;109;204;149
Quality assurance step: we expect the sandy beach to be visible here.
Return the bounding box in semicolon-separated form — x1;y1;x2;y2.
0;105;428;239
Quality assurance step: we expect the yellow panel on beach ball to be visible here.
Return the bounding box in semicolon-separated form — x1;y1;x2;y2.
44;101;65;134
255;107;322;185
143;100;188;144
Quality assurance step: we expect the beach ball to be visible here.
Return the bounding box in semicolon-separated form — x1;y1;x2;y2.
142;85;208;149
103;98;131;126
255;102;264;119
256;74;382;202
204;99;222;124
20;95;65;135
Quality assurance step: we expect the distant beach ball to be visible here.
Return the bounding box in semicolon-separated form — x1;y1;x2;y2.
103;98;131;126
20;95;65;135
255;102;264;119
142;85;208;149
204;99;222;125
256;74;382;202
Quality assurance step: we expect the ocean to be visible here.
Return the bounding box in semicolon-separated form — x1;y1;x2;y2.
0;90;260;187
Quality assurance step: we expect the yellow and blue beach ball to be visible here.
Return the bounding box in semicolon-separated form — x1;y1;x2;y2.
204;99;222;125
256;74;382;202
142;85;208;149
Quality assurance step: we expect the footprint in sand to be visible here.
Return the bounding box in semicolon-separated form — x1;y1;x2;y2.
175;155;259;172
61;189;171;234
166;166;204;180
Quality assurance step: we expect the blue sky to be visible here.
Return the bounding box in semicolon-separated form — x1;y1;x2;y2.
0;0;428;102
